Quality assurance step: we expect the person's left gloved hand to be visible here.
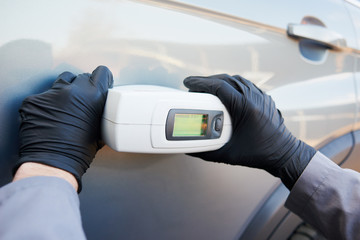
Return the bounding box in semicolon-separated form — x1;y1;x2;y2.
15;66;113;192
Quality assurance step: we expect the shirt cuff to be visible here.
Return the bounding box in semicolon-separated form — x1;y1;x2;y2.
284;151;339;214
0;176;78;203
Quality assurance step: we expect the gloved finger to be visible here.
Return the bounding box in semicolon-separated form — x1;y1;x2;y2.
53;71;77;87
232;75;264;94
184;76;217;93
186;74;249;96
185;75;245;94
186;143;235;164
187;150;220;162
97;139;105;150
206;74;250;94
184;76;244;114
71;72;92;88
90;65;114;93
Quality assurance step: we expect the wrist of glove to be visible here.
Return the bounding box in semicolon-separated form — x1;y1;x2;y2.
268;139;316;190
184;74;316;190
15;66;113;192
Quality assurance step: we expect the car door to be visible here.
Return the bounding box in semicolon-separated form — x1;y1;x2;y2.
342;0;360;173
0;0;359;240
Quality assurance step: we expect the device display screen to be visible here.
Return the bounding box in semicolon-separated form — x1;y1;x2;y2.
172;114;208;137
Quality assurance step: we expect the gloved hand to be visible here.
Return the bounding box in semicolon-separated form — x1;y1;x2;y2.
184;74;316;190
16;66;113;192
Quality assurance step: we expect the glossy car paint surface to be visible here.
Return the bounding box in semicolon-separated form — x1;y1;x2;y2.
0;0;359;239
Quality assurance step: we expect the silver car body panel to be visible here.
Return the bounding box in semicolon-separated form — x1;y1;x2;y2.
1;0;359;239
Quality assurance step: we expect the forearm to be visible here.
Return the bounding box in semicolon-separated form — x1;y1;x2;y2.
286;152;360;240
0;176;85;240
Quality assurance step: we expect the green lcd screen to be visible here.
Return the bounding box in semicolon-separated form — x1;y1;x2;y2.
172;114;208;137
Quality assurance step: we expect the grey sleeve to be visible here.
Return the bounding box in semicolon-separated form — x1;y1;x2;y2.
0;176;86;240
285;151;360;240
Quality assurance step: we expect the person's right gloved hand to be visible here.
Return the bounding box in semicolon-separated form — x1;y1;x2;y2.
184;74;316;190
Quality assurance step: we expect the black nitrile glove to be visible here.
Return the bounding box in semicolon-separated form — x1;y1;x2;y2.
16;66;113;192
184;74;316;190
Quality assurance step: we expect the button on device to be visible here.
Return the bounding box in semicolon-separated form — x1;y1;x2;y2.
215;118;222;131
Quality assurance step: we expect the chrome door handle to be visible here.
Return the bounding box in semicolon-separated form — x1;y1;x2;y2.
287;23;347;50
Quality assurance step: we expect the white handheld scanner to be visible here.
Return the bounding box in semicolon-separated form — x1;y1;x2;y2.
102;85;232;153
